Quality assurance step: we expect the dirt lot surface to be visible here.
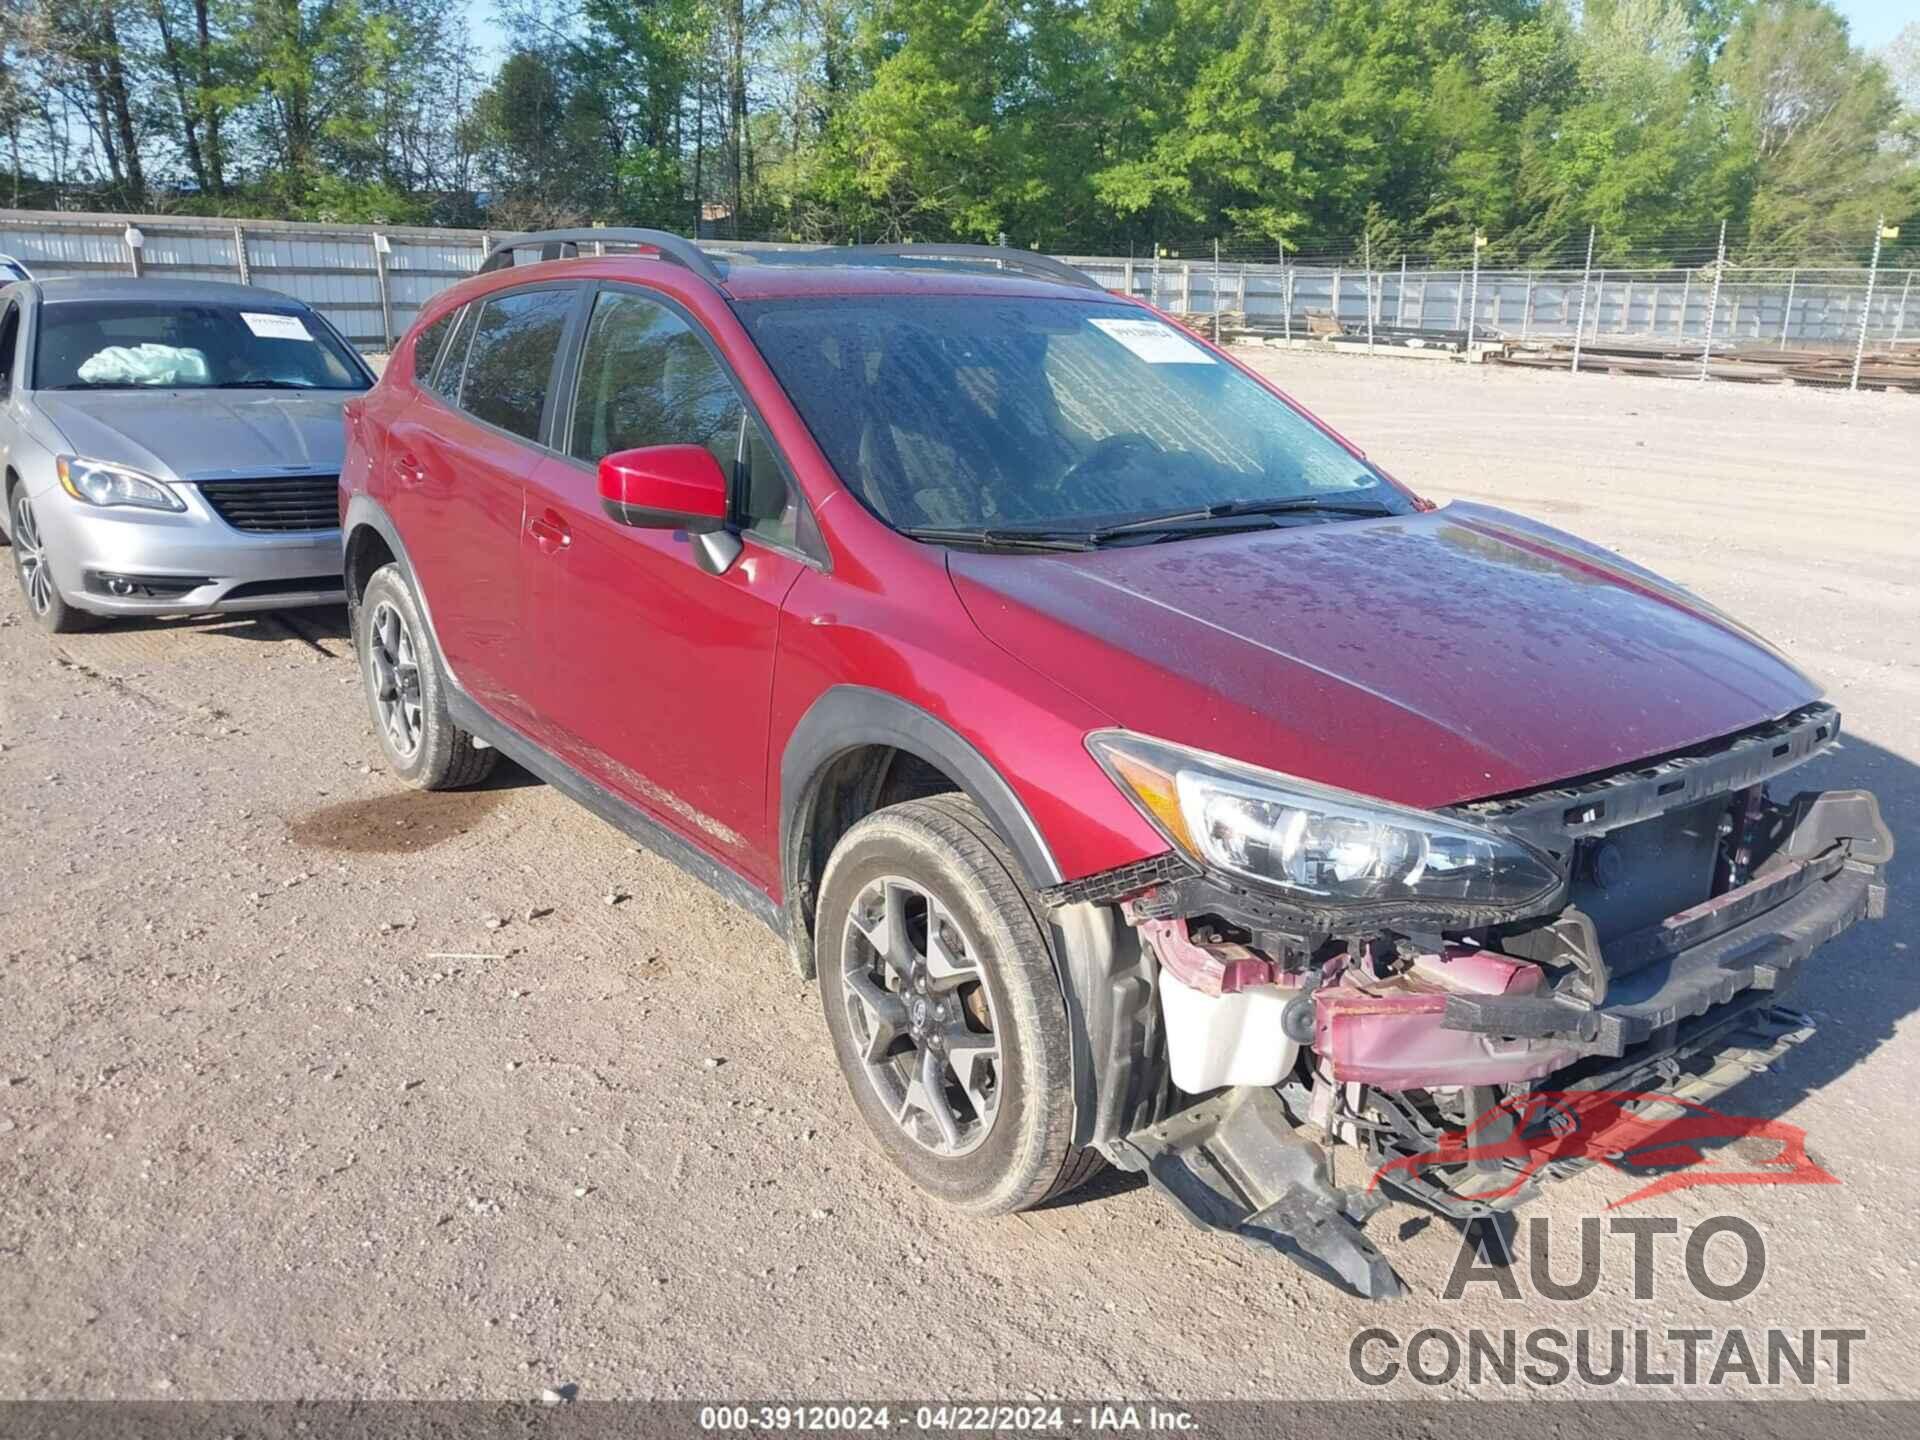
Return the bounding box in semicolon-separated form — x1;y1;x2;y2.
2;353;1915;1402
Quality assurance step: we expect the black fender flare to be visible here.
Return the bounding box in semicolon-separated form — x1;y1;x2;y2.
781;688;1152;1149
341;495;440;636
779;686;1063;931
341;495;469;697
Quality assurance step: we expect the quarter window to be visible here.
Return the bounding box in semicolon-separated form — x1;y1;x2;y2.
458;288;574;441
410;309;456;386
0;303;18;396
740;415;799;549
427;304;474;403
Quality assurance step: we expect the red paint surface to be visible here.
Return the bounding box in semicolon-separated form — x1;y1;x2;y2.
598;445;729;524
350;254;1822;910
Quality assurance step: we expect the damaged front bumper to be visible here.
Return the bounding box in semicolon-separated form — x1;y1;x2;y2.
1130;789;1888;1102
1076;727;1893;1296
1436;841;1882;1060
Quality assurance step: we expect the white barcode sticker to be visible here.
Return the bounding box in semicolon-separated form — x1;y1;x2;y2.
242;312;313;342
1088;316;1215;364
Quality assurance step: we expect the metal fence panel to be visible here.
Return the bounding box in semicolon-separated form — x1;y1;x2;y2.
0;208;492;349
0;211;1910;364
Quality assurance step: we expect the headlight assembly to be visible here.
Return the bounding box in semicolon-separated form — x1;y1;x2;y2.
57;456;185;512
1087;730;1564;916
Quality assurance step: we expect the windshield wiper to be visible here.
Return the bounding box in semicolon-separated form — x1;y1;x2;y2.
221;379;318;389
900;495;1397;553
900;525;1097;552
1089;494;1399;538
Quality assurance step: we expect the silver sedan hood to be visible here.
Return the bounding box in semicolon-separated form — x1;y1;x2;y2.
33;388;356;483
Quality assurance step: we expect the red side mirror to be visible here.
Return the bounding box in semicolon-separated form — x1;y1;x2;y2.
597;445;729;533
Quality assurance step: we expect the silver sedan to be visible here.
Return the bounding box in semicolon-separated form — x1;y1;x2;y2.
0;277;372;631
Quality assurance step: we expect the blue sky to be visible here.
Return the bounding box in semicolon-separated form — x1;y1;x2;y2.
1838;0;1909;48
455;0;1911;67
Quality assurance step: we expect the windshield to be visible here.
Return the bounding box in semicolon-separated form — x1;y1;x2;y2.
32;300;369;391
738;296;1409;534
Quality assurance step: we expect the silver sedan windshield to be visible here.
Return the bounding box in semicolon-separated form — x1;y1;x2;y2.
34;300;368;392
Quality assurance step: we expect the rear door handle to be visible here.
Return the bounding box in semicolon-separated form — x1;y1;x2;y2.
529;511;571;552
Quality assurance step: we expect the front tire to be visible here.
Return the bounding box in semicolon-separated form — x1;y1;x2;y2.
817;794;1099;1214
356;562;497;789
10;489;99;634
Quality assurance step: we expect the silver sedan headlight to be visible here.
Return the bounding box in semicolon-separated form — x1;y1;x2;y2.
57;455;185;512
1088;730;1563;913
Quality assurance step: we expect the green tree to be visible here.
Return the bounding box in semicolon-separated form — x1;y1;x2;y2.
1508;0;1733;263
464;43;620;226
1718;0;1915;257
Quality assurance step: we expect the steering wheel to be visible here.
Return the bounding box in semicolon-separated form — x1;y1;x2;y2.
1057;432;1163;491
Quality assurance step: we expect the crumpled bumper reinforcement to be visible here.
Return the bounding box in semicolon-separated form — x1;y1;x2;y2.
1442;855;1880;1058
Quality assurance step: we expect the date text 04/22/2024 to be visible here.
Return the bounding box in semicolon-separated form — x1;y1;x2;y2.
695;1404;1197;1432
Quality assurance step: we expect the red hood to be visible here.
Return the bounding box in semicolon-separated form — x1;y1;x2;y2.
949;502;1820;809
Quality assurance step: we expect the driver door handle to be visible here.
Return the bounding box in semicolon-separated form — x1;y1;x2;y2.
529;510;571;552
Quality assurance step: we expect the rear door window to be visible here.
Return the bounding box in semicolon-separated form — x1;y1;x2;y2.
459;288;575;441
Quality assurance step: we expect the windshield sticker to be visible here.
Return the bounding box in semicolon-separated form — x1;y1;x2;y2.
242;312;313;342
1088;316;1216;365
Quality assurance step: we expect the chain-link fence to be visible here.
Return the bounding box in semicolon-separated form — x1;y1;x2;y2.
3;207;1913;393
1081;256;1916;349
1068;217;1918;391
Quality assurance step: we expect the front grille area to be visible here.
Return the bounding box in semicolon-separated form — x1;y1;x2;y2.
198;475;340;533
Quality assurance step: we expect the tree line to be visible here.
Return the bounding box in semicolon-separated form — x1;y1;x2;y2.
1;0;1915;266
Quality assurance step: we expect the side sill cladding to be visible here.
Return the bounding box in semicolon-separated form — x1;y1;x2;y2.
444;687;784;933
779;686;1065;977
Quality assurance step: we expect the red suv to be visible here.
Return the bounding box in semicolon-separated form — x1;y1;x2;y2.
339;231;1891;1297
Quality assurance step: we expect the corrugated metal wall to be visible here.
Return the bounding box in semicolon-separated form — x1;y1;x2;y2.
0;210;487;349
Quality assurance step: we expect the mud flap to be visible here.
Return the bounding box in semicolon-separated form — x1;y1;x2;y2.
1110;1087;1407;1300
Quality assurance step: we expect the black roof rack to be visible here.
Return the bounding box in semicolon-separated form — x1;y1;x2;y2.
861;244;1103;291
478;228;725;284
478;229;1103;293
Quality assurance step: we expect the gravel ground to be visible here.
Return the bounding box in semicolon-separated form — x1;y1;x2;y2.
1;352;1915;1402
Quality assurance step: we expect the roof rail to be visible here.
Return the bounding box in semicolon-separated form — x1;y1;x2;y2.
478;228;724;286
863;244;1103;291
477;230;1102;293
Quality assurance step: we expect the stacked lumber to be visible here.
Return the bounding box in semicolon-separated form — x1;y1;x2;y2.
1490;337;1920;393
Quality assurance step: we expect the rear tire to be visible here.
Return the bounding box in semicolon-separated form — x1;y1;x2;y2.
356;562;497;789
817;793;1099;1214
